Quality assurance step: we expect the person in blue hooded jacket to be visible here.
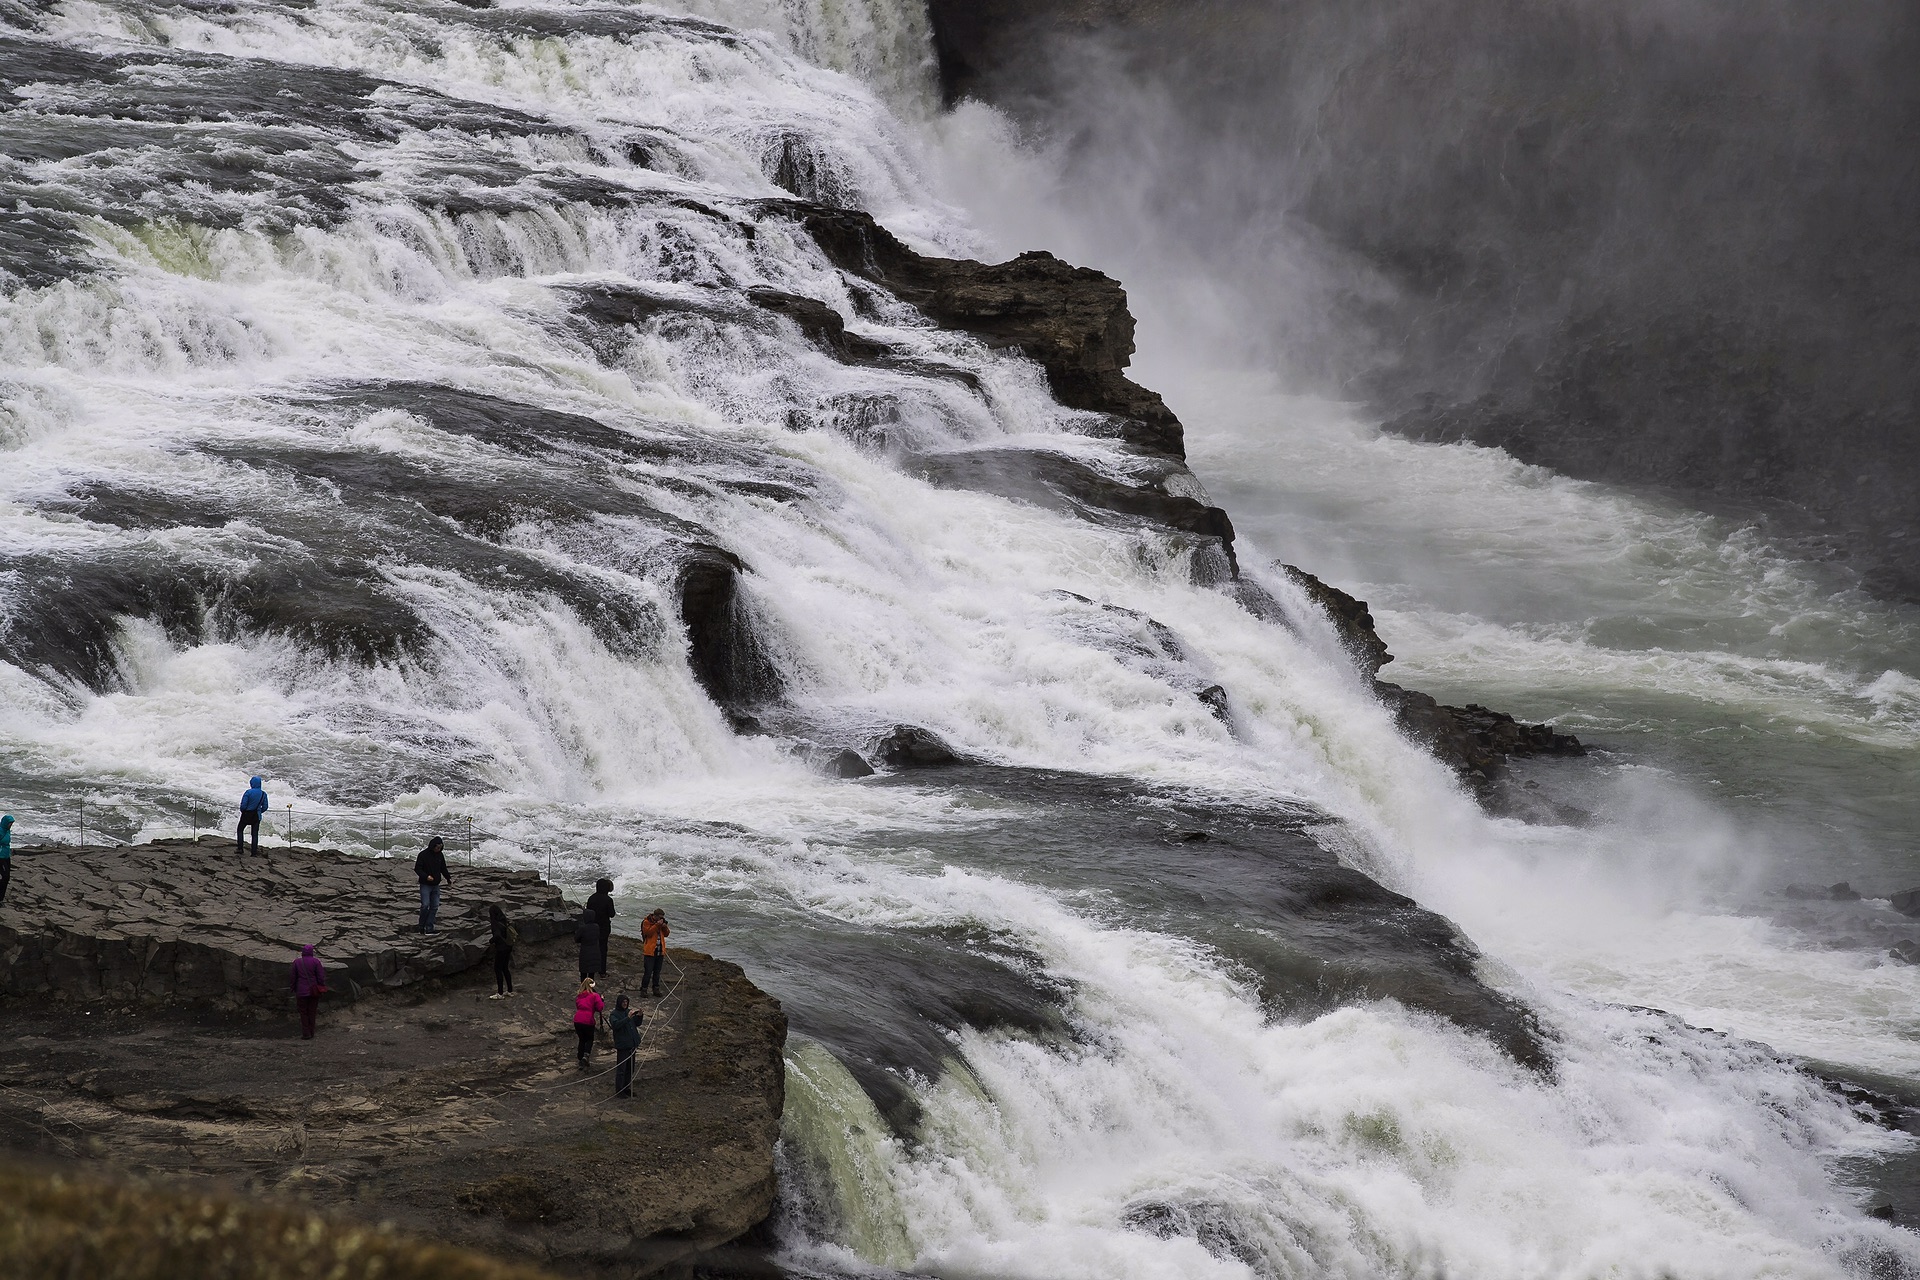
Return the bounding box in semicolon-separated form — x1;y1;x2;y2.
237;777;268;857
0;813;13;904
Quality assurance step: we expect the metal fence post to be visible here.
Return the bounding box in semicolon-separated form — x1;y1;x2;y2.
286;803;293;853
78;801;86;853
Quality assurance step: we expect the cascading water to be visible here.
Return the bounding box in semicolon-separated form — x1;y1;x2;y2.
0;1;1915;1278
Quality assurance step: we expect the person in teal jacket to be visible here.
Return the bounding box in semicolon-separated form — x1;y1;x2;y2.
0;814;12;904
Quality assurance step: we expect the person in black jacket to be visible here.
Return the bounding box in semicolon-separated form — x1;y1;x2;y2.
586;878;617;979
415;836;452;934
488;903;516;998
609;993;643;1099
573;906;602;980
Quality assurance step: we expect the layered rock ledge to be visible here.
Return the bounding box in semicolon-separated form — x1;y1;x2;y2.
0;840;787;1278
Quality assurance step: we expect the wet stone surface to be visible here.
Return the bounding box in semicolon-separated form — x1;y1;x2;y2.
0;842;789;1276
0;838;572;1007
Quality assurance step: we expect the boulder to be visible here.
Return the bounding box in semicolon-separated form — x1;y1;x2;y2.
872;725;963;768
831;749;876;779
1891;888;1920;917
676;544;785;715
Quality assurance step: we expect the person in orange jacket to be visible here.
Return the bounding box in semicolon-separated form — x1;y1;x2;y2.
640;909;669;997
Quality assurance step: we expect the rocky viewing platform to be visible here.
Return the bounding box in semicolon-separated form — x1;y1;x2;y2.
0;840;787;1277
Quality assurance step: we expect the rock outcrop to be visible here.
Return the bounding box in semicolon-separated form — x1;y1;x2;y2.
0;841;788;1277
676;543;784;719
0;840;573;1007
781;201;1186;461
1275;564;1585;789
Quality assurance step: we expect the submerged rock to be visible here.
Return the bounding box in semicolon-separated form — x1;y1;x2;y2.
831;748;876;778
872;724;964;768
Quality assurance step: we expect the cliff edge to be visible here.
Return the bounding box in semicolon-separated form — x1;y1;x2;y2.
0;840;787;1278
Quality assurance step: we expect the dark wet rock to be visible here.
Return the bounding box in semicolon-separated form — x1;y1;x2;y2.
1891;888;1920;917
867;766;1551;1071
1891;940;1920;965
1786;882;1869;903
830;749;876;779
912;447;1236;578
1195;684;1230;722
746;287;893;361
1279;564;1394;676
677;544;784;714
1046;590;1237;711
1376;683;1585;788
871;724;963;768
774;201;1185;460
11;387;805;716
1123;1198;1263;1269
1265;565;1583;792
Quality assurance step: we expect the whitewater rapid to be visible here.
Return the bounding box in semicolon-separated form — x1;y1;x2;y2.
0;0;1915;1275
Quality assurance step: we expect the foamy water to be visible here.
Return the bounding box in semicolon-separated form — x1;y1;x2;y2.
0;0;1914;1274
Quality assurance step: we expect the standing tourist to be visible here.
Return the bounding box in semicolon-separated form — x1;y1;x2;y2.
573;905;603;980
587;878;617;979
572;977;604;1069
641;908;669;998
609;994;643;1098
415;836;452;934
236;777;268;857
0;813;13;904
489;904;516;999
289;944;327;1040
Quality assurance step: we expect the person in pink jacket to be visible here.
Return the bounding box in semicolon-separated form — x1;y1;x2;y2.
289;944;327;1040
572;977;605;1069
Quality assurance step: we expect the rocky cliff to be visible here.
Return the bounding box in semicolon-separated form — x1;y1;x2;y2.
759;203;1581;796
0;841;787;1278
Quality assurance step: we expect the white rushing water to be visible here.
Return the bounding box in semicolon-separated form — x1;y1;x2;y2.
0;0;1915;1275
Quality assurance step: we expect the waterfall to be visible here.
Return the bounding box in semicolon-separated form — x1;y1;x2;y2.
0;0;1914;1275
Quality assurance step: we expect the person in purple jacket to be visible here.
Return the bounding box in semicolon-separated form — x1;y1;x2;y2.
290;944;327;1040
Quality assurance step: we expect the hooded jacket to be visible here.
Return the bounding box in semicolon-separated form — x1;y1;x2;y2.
609;1004;643;1054
574;909;603;967
0;814;12;859
290;945;326;997
587;888;616;928
641;913;669;956
240;779;268;815
415;841;452;887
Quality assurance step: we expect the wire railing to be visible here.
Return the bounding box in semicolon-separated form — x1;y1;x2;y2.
8;800;572;884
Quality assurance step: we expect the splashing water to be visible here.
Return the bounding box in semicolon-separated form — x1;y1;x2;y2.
0;0;1915;1276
